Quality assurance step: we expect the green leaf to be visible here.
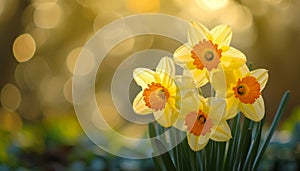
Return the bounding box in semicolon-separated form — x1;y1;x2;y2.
200;147;206;171
175;136;190;171
233;117;251;170
187;142;197;171
218;141;226;171
242;119;263;171
239;128;252;170
154;139;177;171
205;140;213;171
224;113;241;170
149;123;166;171
252;91;290;170
152;152;166;171
148;122;157;138
211;141;216;171
197;150;204;171
149;123;177;171
215;142;220;171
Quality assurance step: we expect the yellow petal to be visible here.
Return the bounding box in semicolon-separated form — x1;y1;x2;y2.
133;68;158;88
224;65;249;86
250;69;268;90
210;121;232;142
187;133;210;151
239;96;265;121
221;47;246;70
173;73;200;130
156;57;175;87
224;66;247;87
172;112;187;131
210;69;227;98
132;91;153;114
174;92;200;131
173;45;195;69
177;70;198;95
207;97;226;118
225;96;239;119
205;98;226;134
210;25;232;47
188;21;210;46
190;21;211;39
153;103;178;128
189;69;209;87
238;64;250;75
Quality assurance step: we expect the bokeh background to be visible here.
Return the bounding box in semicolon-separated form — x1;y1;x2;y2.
0;0;300;170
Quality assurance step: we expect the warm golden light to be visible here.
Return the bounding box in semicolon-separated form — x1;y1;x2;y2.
93;12;123;32
33;2;62;29
29;28;50;48
70;48;95;76
125;0;160;12
63;78;73;103
77;0;122;15
66;47;82;74
109;37;135;57
196;0;229;10
13;33;36;63
1;83;21;111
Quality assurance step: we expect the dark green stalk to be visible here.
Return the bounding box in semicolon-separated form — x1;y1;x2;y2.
197;150;203;171
152;152;166;171
233;117;251;170
205;141;212;171
224;113;241;170
219;141;226;171
239;128;252;170
149;123;165;171
172;128;181;170
210;141;216;171
242;119;263;171
215;142;222;170
149;123;177;171
201;147;207;170
187;146;197;171
154;139;177;171
172;137;191;171
252;91;290;170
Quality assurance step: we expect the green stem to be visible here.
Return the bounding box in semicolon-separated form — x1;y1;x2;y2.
233;117;251;170
242;119;263;171
224;113;241;170
252;91;290;170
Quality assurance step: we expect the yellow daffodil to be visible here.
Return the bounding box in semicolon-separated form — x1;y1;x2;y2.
184;96;232;151
173;72;231;151
212;65;268;121
173;21;246;87
132;57;179;128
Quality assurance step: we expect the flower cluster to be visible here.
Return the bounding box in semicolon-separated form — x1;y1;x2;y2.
132;21;268;151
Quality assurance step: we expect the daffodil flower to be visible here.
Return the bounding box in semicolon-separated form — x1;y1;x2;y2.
212;65;268;121
132;57;179;128
173;73;231;151
184;96;232;151
173;21;246;87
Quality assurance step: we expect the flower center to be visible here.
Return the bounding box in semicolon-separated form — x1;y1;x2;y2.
143;82;170;111
191;40;222;71
233;76;261;104
185;110;213;136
